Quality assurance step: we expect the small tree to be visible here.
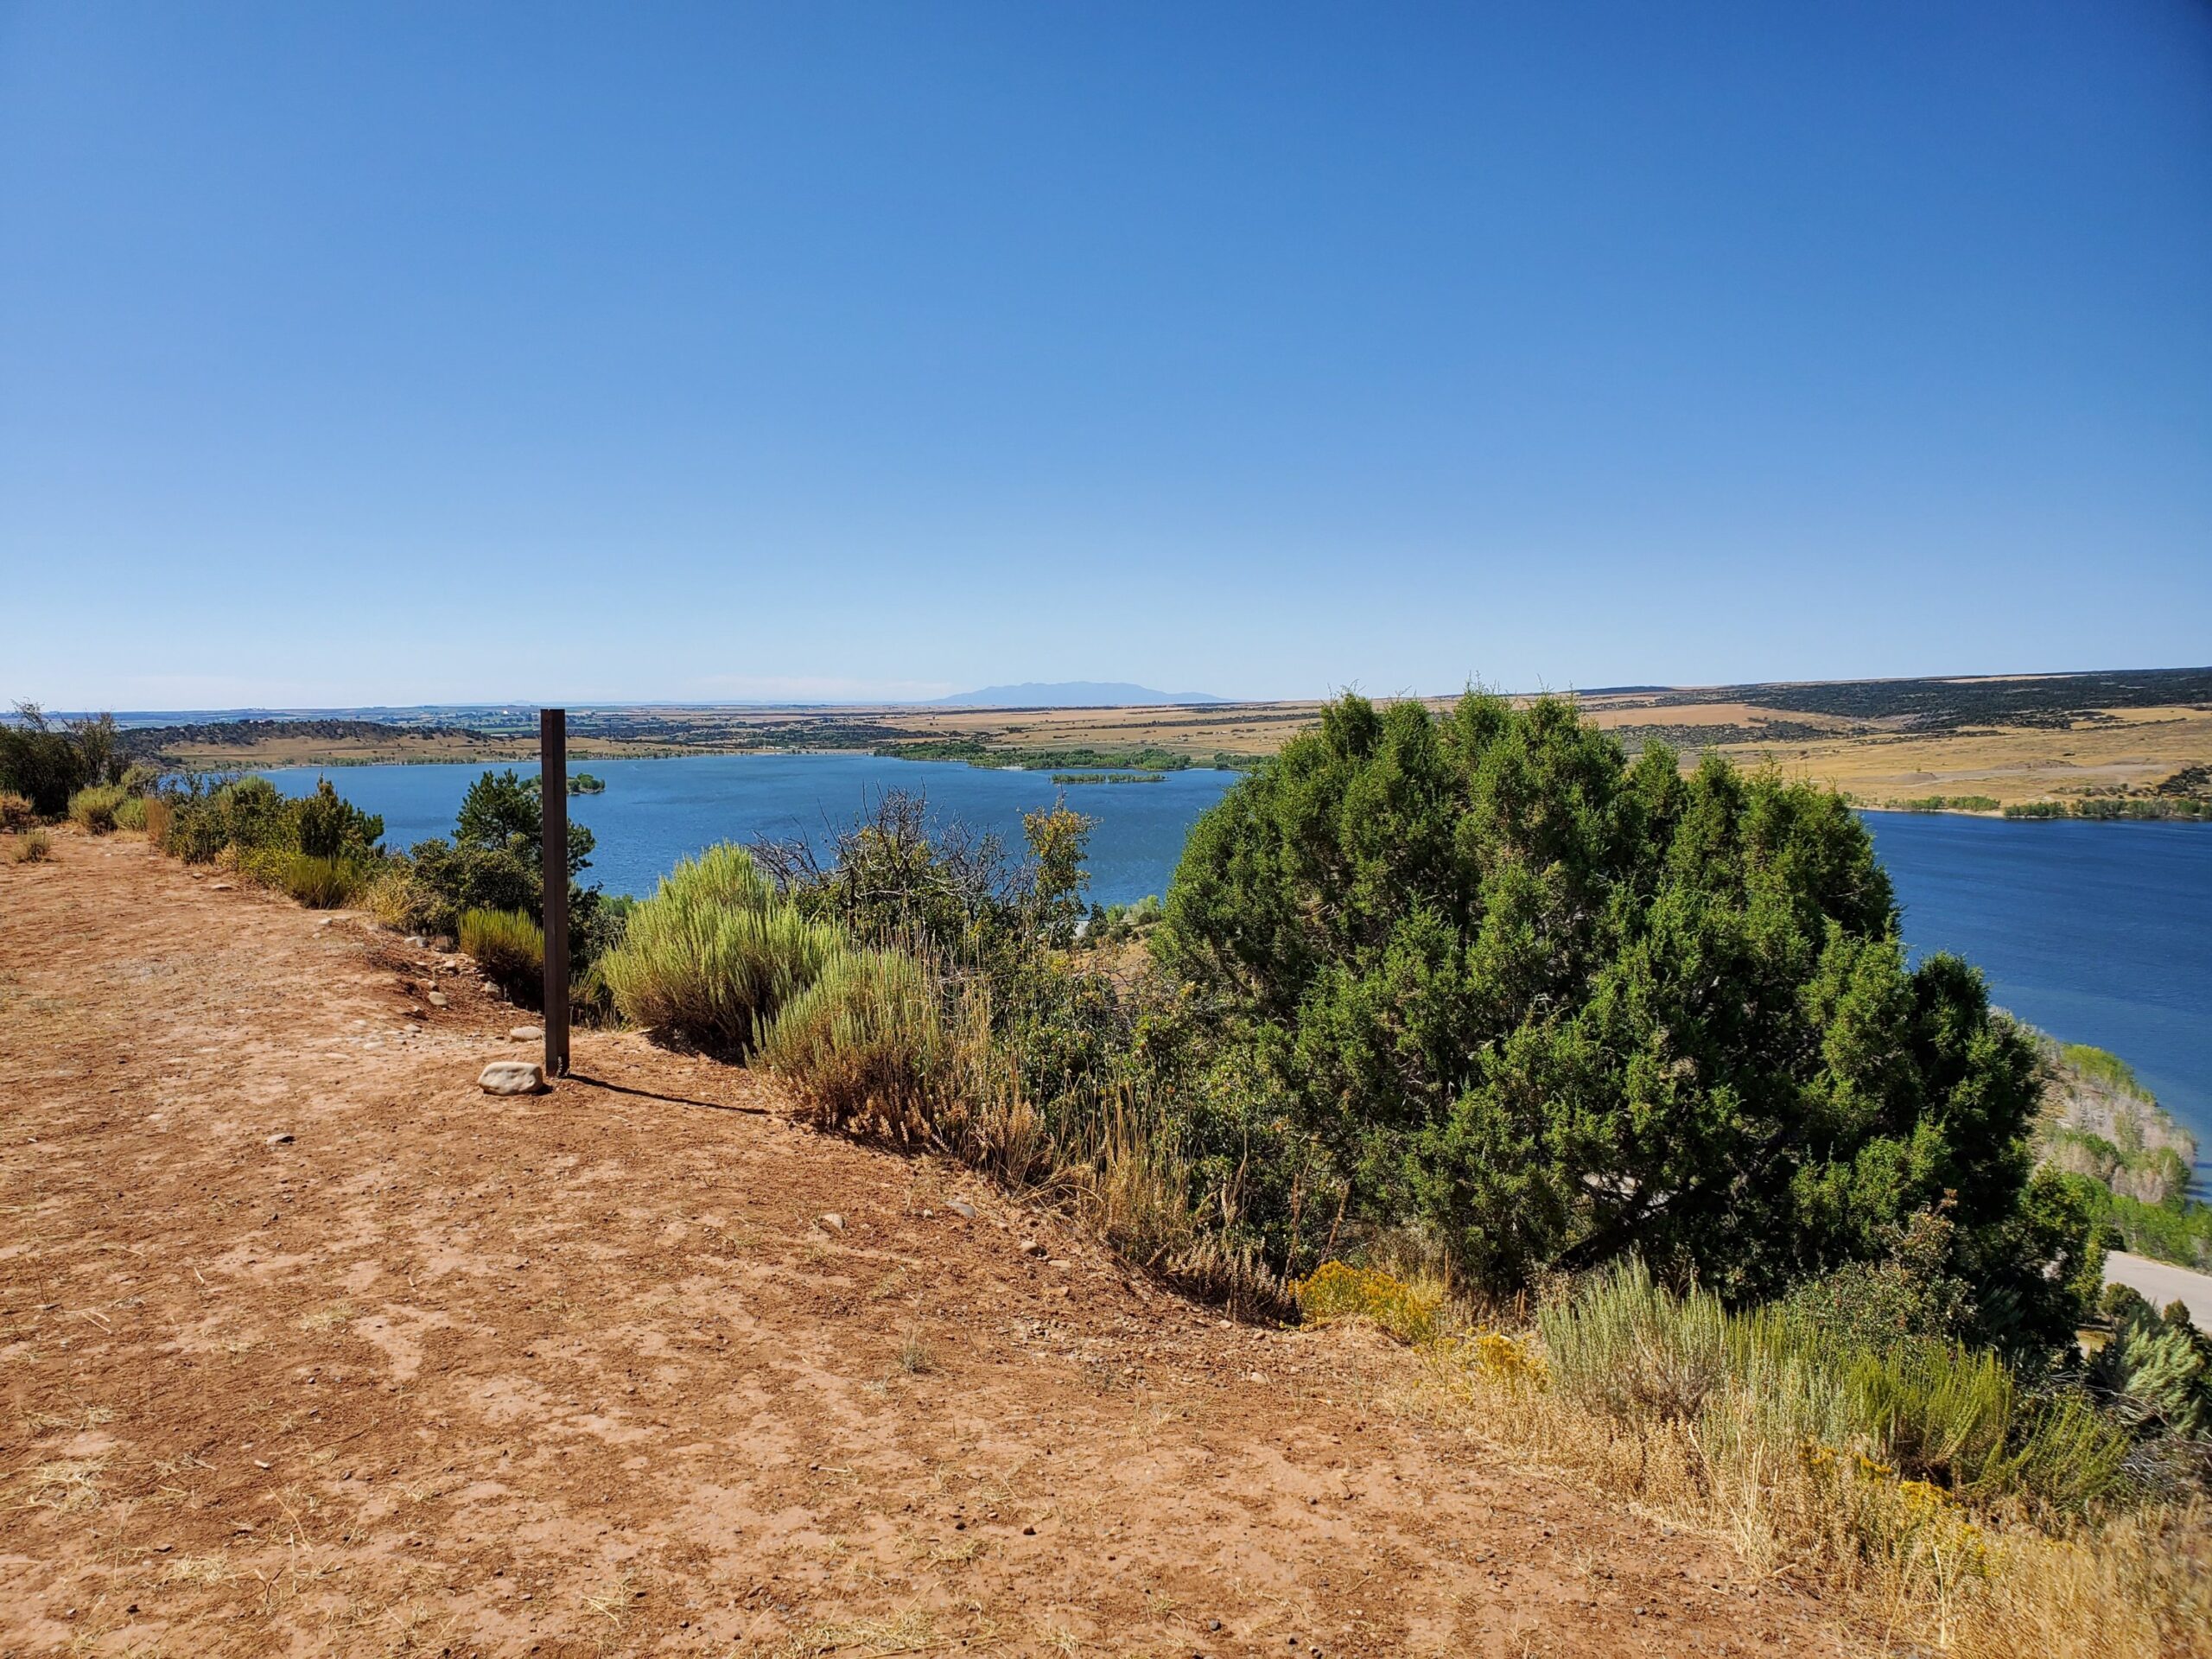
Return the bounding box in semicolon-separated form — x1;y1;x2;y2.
0;703;119;817
1022;804;1094;947
410;768;596;942
294;777;385;858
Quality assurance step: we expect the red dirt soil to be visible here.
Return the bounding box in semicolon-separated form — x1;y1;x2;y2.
0;833;1852;1656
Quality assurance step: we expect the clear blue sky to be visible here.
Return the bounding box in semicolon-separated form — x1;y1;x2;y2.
3;3;2208;709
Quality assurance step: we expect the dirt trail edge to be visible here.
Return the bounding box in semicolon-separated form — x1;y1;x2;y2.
0;834;1849;1658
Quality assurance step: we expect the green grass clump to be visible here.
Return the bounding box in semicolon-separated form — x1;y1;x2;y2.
599;843;846;1054
1541;1259;2135;1518
6;829;52;864
459;906;543;995
240;848;371;909
756;946;950;1140
68;783;130;834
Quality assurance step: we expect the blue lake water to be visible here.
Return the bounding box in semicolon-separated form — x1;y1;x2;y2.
259;753;1239;912
261;758;2210;1162
1860;811;2212;1183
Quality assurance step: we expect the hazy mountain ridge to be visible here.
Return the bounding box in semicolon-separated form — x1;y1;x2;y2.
935;682;1227;708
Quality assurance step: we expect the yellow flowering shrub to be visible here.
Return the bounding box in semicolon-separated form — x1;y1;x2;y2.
1290;1262;1442;1347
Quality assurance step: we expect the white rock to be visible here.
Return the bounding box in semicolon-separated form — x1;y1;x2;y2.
1019;1238;1045;1257
478;1060;546;1096
949;1201;979;1220
426;990;448;1007
509;1025;543;1042
817;1212;845;1233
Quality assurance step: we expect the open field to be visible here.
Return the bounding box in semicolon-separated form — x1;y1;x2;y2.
0;831;1853;1656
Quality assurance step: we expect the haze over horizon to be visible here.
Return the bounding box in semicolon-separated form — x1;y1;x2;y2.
4;3;2209;709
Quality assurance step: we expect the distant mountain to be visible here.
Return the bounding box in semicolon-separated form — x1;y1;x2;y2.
935;682;1228;708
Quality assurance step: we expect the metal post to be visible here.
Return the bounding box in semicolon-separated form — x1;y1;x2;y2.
540;708;570;1078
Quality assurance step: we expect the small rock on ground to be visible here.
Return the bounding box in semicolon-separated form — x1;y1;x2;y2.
478;1060;546;1096
509;1025;543;1041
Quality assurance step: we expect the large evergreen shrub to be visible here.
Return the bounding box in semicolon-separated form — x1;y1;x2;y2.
1155;691;2099;1348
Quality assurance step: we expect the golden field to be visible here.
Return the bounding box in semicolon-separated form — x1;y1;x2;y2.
124;675;2212;809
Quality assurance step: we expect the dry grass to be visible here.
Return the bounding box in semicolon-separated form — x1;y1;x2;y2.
4;829;51;864
896;1325;936;1375
1382;1274;2212;1659
15;1457;106;1513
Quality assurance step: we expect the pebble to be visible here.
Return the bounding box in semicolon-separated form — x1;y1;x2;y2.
817;1212;845;1233
949;1200;978;1220
266;1132;294;1146
1019;1238;1045;1257
427;991;448;1007
478;1060;547;1096
510;1025;543;1042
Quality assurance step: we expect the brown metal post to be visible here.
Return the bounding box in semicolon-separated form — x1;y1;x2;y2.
539;709;570;1078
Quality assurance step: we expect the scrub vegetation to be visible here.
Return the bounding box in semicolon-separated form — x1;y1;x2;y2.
10;688;2210;1651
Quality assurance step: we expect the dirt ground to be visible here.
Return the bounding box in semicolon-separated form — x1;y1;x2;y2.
0;833;1853;1657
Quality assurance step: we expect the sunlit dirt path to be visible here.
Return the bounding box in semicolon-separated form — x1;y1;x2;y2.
0;832;1851;1656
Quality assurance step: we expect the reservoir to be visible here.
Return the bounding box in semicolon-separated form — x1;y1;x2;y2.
260;756;2211;1160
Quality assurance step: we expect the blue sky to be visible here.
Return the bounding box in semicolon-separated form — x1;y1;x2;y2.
3;3;2208;709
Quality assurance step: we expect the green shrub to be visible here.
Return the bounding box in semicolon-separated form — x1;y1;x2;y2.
240;849;371;909
113;794;148;832
1542;1260;2137;1517
0;791;35;832
460;906;544;998
1154;690;2099;1351
68;783;129;834
2091;1298;2212;1440
757;947;954;1138
601;844;845;1054
1779;1210;1975;1351
7;829;52;864
359;861;442;934
163;777;294;862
